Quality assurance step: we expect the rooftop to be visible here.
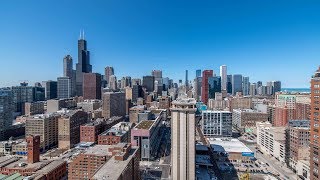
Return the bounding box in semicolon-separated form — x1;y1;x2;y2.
84;145;112;156
209;138;253;154
91;147;138;180
134;120;155;130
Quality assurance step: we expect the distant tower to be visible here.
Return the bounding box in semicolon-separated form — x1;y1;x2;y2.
63;55;73;77
220;65;227;91
104;66;114;84
185;70;189;87
26;135;40;163
201;70;213;104
76;31;92;96
196;69;201;78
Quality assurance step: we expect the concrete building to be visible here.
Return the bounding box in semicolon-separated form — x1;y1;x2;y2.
104;66;114;84
25;113;60;151
108;75;117;90
256;122;286;163
201;70;213;104
131;110;165;160
83;73;102;100
102;92;126;118
220;65;227;91
201;110;232;137
57;77;72;99
77;99;101;112
232;109;268;133
42;80;57;100
171;98;196;180
98;122;132;145
58;110;88;149
24;101;44;116
46;98;77;113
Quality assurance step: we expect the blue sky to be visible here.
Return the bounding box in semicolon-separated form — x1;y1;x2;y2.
1;1;320;88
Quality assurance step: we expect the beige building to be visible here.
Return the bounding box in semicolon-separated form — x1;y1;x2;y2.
58;109;88;149
25;113;60;150
232;109;268;133
124;86;132;100
256;122;286;163
171;97;196;180
102;92;126;118
229;97;252;111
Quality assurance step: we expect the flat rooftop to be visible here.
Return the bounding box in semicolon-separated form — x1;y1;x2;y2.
209;138;253;154
91;147;138;180
134;120;155;130
84;145;112;156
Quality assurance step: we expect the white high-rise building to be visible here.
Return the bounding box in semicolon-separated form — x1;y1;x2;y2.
220;65;227;91
171;97;196;180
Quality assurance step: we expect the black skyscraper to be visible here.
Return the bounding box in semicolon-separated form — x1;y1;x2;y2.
76;31;92;96
142;76;155;92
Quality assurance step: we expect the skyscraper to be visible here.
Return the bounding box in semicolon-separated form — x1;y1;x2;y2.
242;76;250;96
232;74;243;95
151;70;162;79
83;73;102;100
196;69;201;78
185;70;189;87
249;83;256;96
63;55;73;77
227;75;232;94
194;77;202;102
76;31;92;96
102;92;126;118
208;76;221;99
310;67;320;180
57;77;72;99
63;55;76;97
142;76;155;92
171;97;196;180
43;80;57;100
201;70;213;104
220;65;227;91
272;81;282;94
104;66;114;83
108;75;117;90
132;85;143;103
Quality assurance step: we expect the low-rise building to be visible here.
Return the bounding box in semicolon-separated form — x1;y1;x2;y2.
98;122;132;145
77;99;101;112
131;110;165;160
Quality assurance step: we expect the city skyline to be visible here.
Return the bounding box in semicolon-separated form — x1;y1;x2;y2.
2;1;320;87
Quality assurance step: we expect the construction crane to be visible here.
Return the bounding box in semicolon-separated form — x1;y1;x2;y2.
240;168;250;180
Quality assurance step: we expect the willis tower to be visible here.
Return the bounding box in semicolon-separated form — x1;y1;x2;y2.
76;31;92;96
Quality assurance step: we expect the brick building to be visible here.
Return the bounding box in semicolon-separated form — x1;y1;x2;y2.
98;122;132;145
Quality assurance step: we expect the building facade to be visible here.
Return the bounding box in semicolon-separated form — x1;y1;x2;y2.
171;98;196;180
201;110;232;137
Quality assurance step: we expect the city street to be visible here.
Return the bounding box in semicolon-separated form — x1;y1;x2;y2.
246;144;297;180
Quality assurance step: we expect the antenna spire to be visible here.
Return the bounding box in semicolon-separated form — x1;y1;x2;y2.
79;30;82;40
82;30;85;40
